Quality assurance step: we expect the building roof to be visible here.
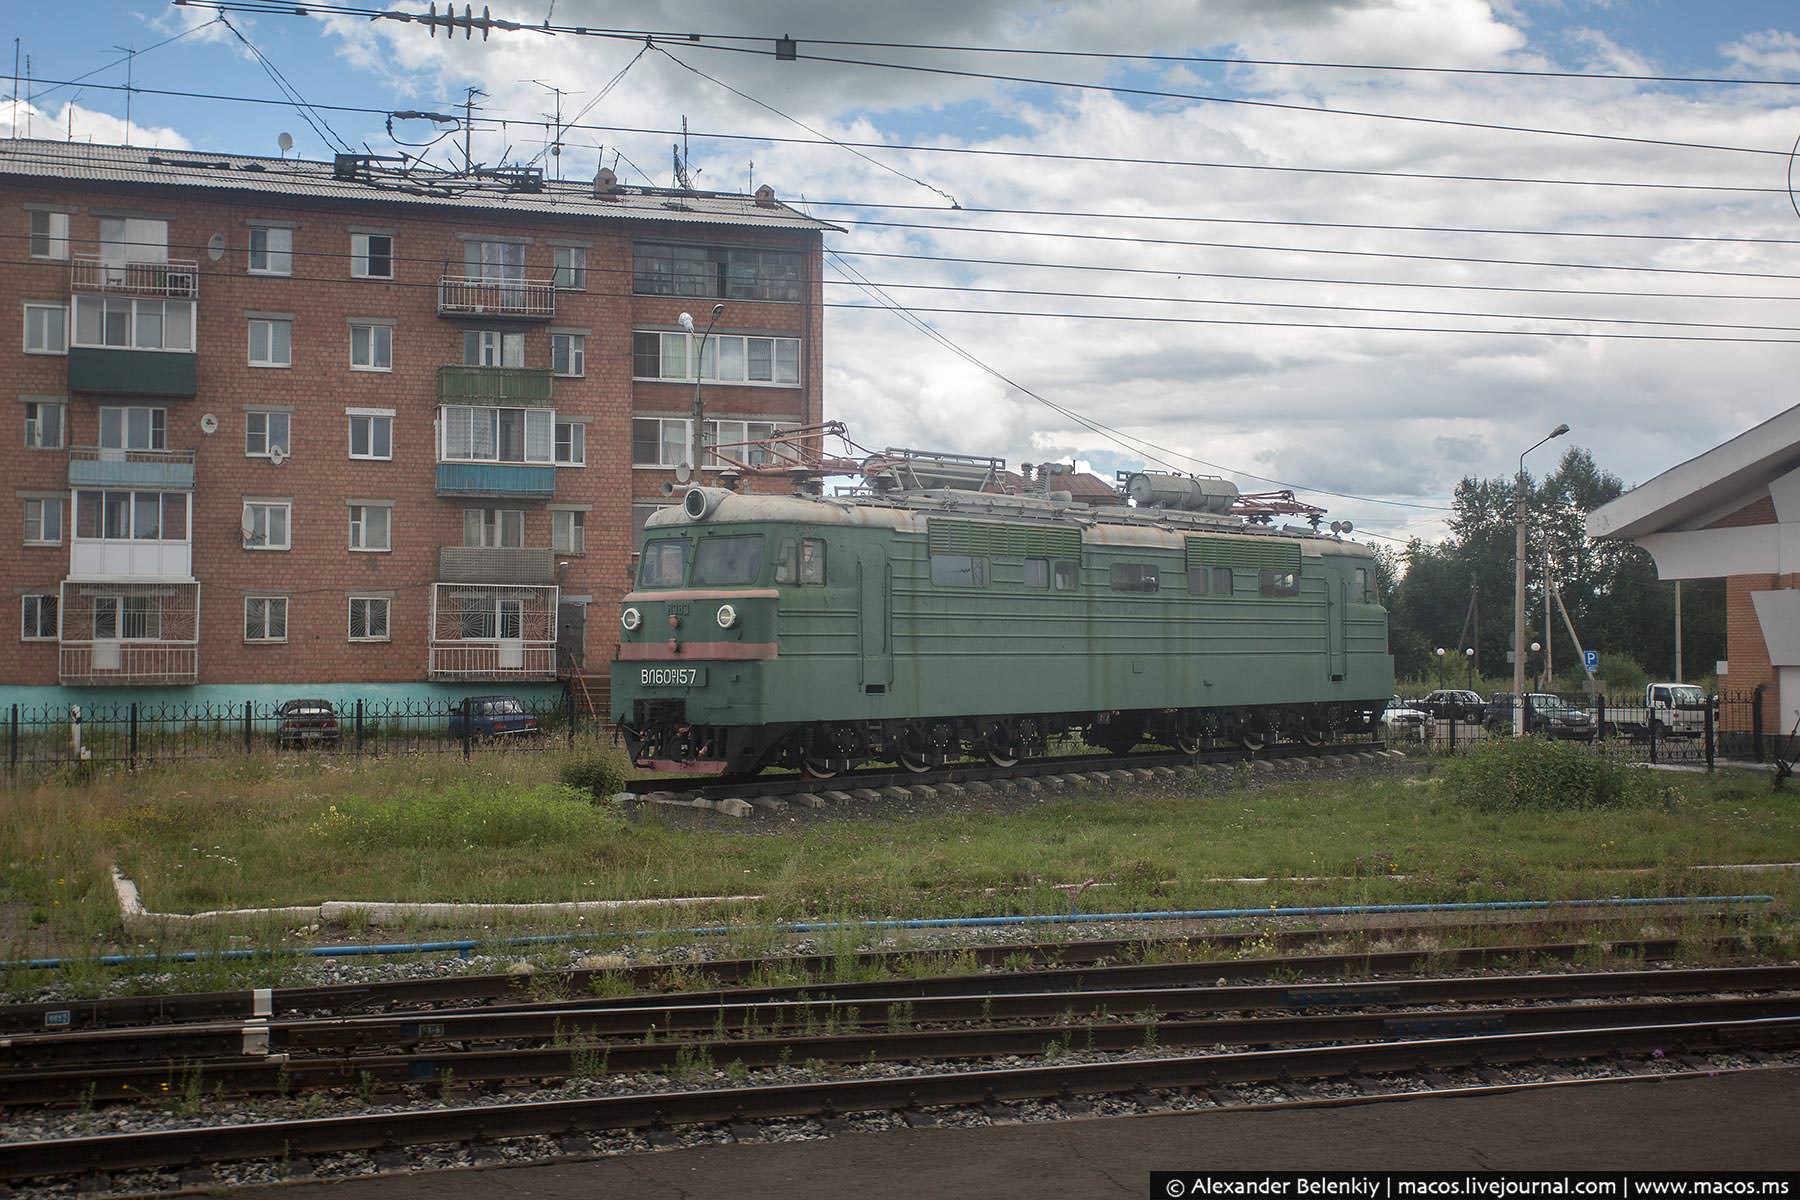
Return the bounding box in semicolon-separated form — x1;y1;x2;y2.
0;138;841;233
1587;403;1800;540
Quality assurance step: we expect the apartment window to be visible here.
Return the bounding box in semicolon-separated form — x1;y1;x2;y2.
99;217;167;267
23;303;67;355
1258;569;1300;598
72;295;194;351
633;330;800;386
249;318;292;367
245;411;291;458
248;224;294;275
1188;566;1233;596
464;239;526;283
351;232;393;279
28;210;69;260
349;321;393;371
705;418;779;467
554;421;586;466
551;331;585;377
74;490;186;541
24;496;64;545
348;596;390;641
631;416;691;467
21;593;57;640
463;508;524;548
1110;563;1160;593
243;500;291;550
553;245;587;290
439;406;553;464
347;502;392;552
462;329;524;368
348;410;393;460
459;596;524;640
99;406;166;451
94;594;161;640
245;595;288;642
23;400;64;449
552;509;586;555
633;243;802;302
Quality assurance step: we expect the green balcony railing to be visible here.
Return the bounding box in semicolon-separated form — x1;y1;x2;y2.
436;365;554;406
68;347;198;398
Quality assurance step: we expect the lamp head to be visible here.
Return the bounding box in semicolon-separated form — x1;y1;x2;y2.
1550;423;1570;438
710;302;725;319
1436;647;1446;656
678;312;695;334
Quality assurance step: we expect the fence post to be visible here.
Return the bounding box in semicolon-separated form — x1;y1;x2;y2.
1753;685;1765;762
8;703;17;778
129;702;139;770
356;699;365;756
462;695;473;761
566;687;575;750
1648;704;1658;765
1447;709;1456;753
243;698;253;755
1596;694;1607;744
1705;696;1716;771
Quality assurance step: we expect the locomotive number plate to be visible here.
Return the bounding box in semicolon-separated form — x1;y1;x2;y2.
640;667;707;688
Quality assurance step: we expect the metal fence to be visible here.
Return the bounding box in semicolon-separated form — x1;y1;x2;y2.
1386;688;1782;768
3;692;615;777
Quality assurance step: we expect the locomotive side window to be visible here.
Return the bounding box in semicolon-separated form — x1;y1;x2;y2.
776;540;795;584
1187;565;1232;596
639;539;688;587
1110;563;1159;593
1258;568;1299;598
931;554;988;587
800;537;826;585
1353;566;1376;602
1053;560;1078;590
692;534;765;586
1022;558;1049;588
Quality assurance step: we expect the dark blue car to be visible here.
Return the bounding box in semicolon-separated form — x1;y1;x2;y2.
449;695;541;739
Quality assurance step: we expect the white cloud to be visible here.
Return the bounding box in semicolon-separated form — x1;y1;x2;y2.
6;101;191;150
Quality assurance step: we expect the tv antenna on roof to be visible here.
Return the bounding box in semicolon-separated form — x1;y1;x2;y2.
277;131;294;157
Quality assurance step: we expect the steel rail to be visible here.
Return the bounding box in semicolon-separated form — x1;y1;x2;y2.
629;740;1391;800
3;1016;1796;1181
2;914;1741;1035
7;994;1795;1107
8;958;1791;1072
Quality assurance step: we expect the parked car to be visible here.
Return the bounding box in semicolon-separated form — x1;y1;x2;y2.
1379;696;1435;742
449;695;541;739
1415;689;1486;722
275;699;340;749
1606;682;1709;741
1484;692;1594;738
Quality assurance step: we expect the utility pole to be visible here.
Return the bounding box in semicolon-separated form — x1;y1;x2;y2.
1543;549;1553;690
1674;580;1683;683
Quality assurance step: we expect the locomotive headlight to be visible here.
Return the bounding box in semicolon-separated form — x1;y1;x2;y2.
716;603;739;629
620;607;642;632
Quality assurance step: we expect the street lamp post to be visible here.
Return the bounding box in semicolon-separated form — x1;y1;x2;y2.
678;303;726;482
1514;424;1569;735
1436;647;1446;691
1465;647;1475;688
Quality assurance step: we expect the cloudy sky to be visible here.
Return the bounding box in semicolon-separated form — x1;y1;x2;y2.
10;0;1800;545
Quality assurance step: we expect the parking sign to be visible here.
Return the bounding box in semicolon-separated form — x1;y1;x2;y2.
1583;649;1599;671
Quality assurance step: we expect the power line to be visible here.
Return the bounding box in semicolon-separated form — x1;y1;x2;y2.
9;77;1786;196
215;16;354;155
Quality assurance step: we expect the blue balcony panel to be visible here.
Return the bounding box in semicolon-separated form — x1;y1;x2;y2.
435;462;556;499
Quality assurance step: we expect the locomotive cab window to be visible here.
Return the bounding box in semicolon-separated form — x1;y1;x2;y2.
931;554;988;587
639;539;688;587
778;537;827;585
1258;568;1299;598
1188;566;1232;596
1022;558;1049;588
1353;566;1376;603
1110;562;1159;593
692;534;765;586
1053;560;1078;590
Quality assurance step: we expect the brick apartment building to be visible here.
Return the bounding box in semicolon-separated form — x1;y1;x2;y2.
0;138;832;711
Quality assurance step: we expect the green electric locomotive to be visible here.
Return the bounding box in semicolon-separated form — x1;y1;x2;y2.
613;469;1394;776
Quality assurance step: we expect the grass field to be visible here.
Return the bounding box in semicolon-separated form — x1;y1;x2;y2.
3;748;1797;995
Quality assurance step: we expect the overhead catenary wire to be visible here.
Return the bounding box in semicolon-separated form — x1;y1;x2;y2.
215;16;354;155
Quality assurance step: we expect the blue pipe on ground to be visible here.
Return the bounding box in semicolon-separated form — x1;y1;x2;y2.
8;894;1776;971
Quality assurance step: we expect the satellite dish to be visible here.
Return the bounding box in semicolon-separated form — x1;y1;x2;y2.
674;459;692;484
268;446;288;467
277;132;294;156
199;413;218;435
207;233;225;262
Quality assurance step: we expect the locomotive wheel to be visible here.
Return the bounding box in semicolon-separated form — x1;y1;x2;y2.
1298;724;1326;747
896;747;933;774
800;753;838;780
1173;730;1205;754
1239;726;1268;751
981;736;1020;768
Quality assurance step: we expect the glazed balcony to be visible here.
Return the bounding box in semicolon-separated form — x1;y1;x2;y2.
437;365;554;406
437;275;556;320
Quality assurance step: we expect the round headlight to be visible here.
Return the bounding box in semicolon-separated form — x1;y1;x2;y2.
716;603;738;629
620;607;642;632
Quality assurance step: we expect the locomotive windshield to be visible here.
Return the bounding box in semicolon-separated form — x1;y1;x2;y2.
639;539;688;587
692;534;765;586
